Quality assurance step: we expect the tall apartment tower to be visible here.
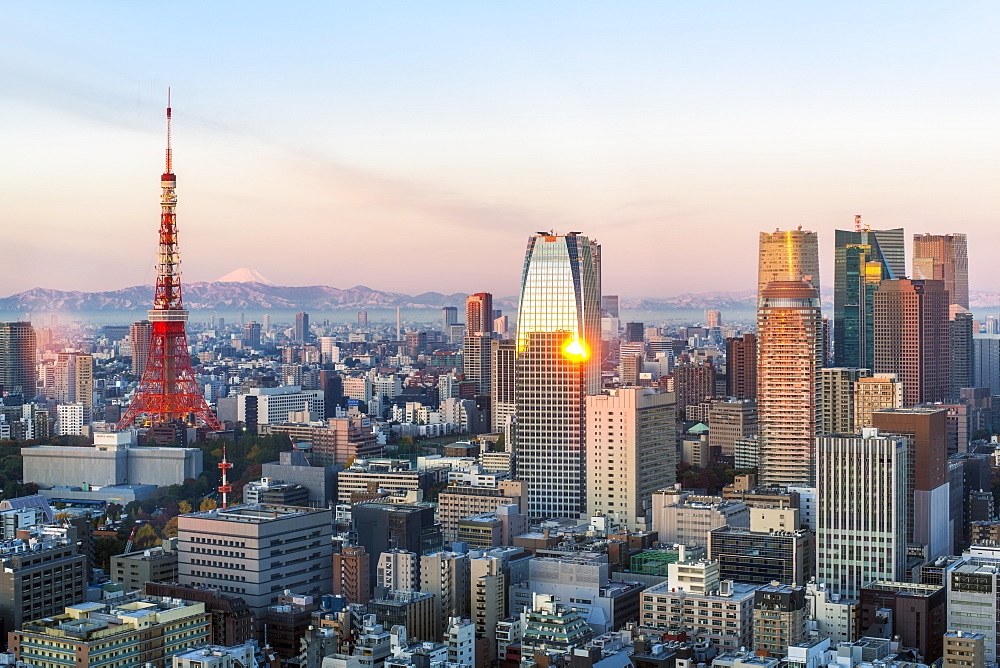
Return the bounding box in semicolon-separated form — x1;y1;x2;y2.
913;233;969;308
333;544;372;605
242;321;262;350
816;429;908;598
464;334;492;397
873;279;950;406
757;280;823;487
515;232;601;519
585;388;676;531
757;228;821;297
130;320;153;376
853;373;903;428
466;293;494;336
833;228;904;368
820;368;871;436
294;312;310;343
726;333;757;400
0;321;36;397
490;339;516;440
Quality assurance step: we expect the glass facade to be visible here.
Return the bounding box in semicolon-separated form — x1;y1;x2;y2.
515;233;601;519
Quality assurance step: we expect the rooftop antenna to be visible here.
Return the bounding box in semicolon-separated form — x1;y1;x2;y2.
218;446;233;509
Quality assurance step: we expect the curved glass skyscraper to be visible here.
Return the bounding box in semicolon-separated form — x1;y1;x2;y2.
515;232;601;519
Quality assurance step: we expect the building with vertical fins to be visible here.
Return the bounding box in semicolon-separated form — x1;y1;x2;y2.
950;310;974;400
873;279;950;406
515;232;600;519
116;98;222;434
757;280;822;487
833;227;904;368
913;233;969;308
757;228;820;297
491;339;516;439
816;429;908;598
725;333;757;400
0;322;36;398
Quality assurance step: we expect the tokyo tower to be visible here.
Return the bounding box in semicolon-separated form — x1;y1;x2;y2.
117;95;222;432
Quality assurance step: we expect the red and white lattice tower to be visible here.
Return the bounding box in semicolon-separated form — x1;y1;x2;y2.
117;94;222;432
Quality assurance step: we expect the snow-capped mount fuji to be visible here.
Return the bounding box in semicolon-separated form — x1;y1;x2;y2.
215;268;276;286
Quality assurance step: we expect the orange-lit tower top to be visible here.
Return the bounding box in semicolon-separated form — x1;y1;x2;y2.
117;94;222;433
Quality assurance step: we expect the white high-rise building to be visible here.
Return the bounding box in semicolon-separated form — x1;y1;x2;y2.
585;388;676;531
56;402;85;436
816;428;908;598
515;232;601;518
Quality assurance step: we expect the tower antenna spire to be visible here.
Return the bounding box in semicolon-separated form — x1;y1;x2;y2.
165;88;172;174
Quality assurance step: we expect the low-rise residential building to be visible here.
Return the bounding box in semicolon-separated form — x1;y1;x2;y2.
9;597;211;668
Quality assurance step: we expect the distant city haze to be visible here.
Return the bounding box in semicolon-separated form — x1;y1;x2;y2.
4;2;999;298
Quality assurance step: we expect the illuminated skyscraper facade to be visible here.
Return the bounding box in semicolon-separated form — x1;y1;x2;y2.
757;280;823;487
466;293;494;336
515;232;600;519
757;228;820;298
913;233;969;309
832;228;904;368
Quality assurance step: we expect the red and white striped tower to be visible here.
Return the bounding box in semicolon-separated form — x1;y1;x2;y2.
217;446;233;509
117;93;222;432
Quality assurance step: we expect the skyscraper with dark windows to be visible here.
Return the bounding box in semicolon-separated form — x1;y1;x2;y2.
515;232;601;519
129;319;153;377
726;333;757;400
242;321;262;350
832;228;904;368
0;321;36;397
294;312;310;343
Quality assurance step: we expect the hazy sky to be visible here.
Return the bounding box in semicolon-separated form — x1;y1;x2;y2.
3;1;999;299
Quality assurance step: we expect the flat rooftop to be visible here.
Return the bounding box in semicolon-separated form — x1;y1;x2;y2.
185;503;324;523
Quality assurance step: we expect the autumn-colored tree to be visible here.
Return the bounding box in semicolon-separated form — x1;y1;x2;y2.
163;517;179;538
133;523;159;549
200;498;218;511
178;501;193;514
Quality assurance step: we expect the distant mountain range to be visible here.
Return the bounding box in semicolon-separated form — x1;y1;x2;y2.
3;278;1000;312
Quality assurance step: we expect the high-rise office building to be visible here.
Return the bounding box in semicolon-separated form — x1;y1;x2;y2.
466;293;493;336
950;311;974;400
913;233;969;308
705;310;722;328
625;322;645;343
757;280;823;487
871;407;951;557
129;320;153;376
242;321;262;350
873;279;950;406
441;306;459;332
515;232;600;519
585;388;676;531
820;368;871;436
726;333;757;400
973;334;1000;394
294;311;310;343
758;228;820;297
601;295;620;318
816;429;908;598
833;227;904;367
0;321;36;397
490;339;516;439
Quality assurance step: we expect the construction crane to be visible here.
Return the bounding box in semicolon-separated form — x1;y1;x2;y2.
124;520;145;553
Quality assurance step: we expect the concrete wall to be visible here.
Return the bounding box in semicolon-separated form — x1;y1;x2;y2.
22;445;202;490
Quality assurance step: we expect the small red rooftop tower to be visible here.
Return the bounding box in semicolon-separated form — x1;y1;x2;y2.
218;446;233;509
117;92;222;434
